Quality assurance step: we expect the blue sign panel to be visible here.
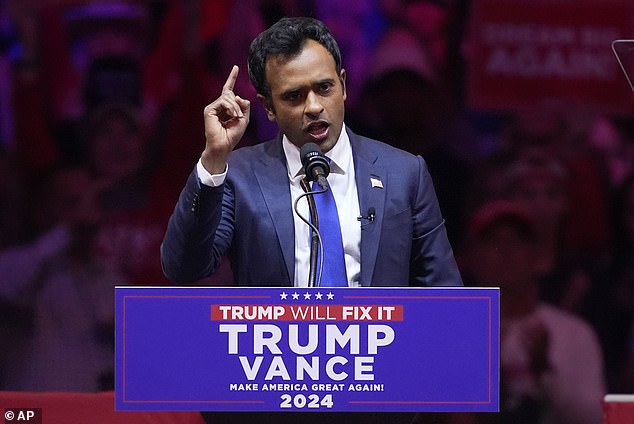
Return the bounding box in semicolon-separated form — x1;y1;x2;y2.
115;287;499;412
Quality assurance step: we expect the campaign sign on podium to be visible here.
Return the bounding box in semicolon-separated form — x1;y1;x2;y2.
115;286;499;412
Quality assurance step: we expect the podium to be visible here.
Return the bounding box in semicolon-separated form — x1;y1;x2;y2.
115;286;499;413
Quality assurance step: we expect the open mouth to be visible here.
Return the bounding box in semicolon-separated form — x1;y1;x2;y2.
305;121;330;141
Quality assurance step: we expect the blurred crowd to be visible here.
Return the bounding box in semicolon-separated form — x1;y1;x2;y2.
0;1;633;423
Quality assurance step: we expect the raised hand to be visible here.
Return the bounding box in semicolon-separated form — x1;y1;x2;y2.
201;65;251;174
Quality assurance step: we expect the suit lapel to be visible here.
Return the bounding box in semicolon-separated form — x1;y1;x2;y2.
249;131;387;287
253;137;295;285
350;132;387;287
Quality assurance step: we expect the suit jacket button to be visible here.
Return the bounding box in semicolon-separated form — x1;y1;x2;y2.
191;193;200;213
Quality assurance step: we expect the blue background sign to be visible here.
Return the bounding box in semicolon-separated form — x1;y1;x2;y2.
115;287;499;412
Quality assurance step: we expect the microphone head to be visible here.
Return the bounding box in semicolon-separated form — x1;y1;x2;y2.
300;142;330;182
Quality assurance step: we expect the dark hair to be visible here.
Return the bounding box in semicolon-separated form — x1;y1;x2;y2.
247;17;342;101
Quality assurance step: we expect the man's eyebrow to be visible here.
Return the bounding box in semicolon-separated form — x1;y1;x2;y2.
281;87;301;97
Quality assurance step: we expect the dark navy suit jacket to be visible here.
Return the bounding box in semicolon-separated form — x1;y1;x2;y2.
161;128;462;287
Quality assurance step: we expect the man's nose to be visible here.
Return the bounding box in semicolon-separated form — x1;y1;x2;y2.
305;91;324;116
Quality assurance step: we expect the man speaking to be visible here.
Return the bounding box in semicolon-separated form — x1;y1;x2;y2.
160;16;462;290
160;15;463;424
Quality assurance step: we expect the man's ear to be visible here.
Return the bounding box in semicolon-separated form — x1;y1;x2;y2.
257;94;276;122
340;68;347;101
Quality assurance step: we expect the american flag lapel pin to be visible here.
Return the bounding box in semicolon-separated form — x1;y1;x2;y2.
370;177;383;189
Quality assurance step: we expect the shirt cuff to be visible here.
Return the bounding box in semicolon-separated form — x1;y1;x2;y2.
196;158;227;187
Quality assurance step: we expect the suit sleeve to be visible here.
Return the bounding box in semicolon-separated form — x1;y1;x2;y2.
160;168;233;283
409;156;463;287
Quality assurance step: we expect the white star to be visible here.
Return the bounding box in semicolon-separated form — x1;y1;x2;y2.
326;292;335;300
315;292;323;300
280;292;288;300
303;292;312;300
292;292;300;300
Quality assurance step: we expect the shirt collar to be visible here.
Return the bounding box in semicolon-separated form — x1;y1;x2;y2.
283;125;351;180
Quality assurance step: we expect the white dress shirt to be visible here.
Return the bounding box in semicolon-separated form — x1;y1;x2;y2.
196;125;361;287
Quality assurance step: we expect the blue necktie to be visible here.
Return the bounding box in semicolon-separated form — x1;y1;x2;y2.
311;179;348;287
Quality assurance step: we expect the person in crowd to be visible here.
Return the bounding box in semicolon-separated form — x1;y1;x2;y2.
0;167;126;391
458;200;606;424
381;0;458;84
7;0;207;170
464;116;625;394
83;102;170;284
465;109;612;323
500;109;612;260
349;25;473;248
500;144;608;319
377;0;477;144
9;0;227;284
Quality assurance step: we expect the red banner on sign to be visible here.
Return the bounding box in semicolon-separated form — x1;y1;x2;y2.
467;0;634;113
211;304;405;321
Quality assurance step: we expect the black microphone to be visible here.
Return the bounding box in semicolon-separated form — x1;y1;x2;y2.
357;207;376;223
300;142;330;190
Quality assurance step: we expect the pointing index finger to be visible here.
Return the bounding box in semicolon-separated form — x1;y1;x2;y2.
223;65;239;93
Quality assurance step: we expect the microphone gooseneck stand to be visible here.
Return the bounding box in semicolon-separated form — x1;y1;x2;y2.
298;142;330;288
300;178;319;287
295;179;325;287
